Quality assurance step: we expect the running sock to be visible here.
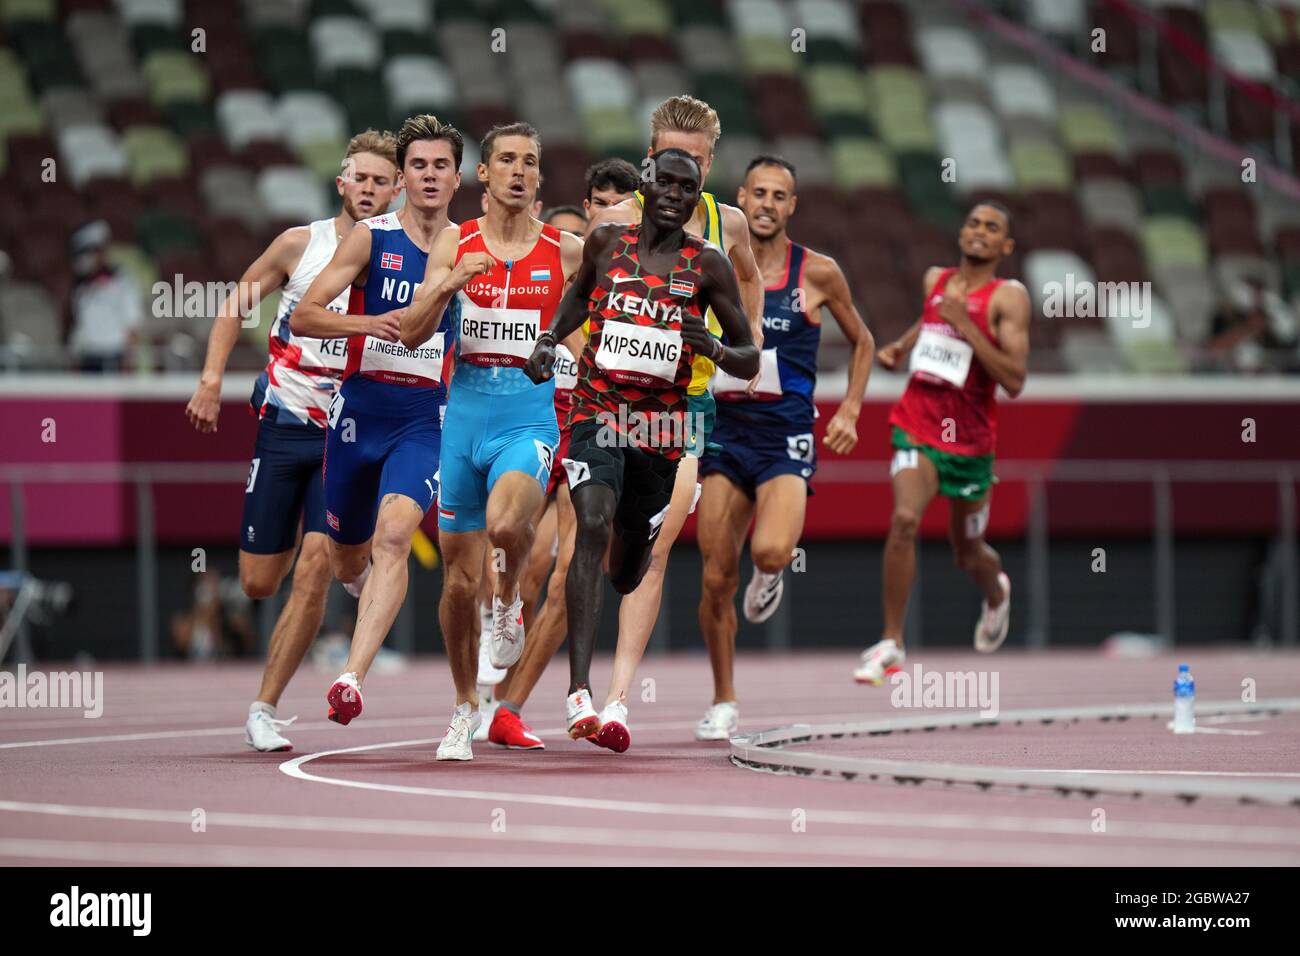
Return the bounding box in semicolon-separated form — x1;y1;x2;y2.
498;700;521;716
249;701;276;718
343;560;372;599
454;700;474;717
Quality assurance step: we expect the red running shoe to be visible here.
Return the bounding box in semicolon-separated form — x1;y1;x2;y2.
488;706;545;750
326;672;363;725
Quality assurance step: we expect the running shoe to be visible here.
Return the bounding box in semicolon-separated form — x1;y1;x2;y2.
974;572;1012;653
245;709;297;752
488;707;545;750
590;699;630;753
473;690;498;742
695;701;739;741
477;629;507;687
343;560;371;599
566;688;600;739
853;639;905;685
436;705;482;761
326;671;363;724
489;594;526;669
743;568;784;623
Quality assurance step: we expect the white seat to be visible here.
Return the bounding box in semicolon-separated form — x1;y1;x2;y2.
278;92;347;149
1025;0;1086;38
793;0;860;44
311;16;381;72
934;101;1003;156
353;0;431;31
57;123;128;186
257;166;330;222
217;90;281;149
1025;250;1097;317
727;0;788;37
918;27;988;84
990;63;1057;122
567;58;636;111
1211;30;1275;81
1152;262;1216;341
384;55;455;111
949;143;1015;191
114;0;181;27
1078;179;1144;233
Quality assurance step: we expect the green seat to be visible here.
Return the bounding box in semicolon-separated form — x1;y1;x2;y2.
499;0;549;22
806;37;859;66
878;109;936;152
807;64;870;121
898;150;946;207
581;105;641;155
383;29;432;58
312;0;361;16
107;243;159;295
738;34;798;75
694;72;758;137
1142;215;1208;270
134;210;202;256
131;23;184;59
1282;260;1300;300
1;0;55;23
606;0;673;35
1205;0;1260;34
297;137;348;181
829;137;896;190
0;99;43;140
668;0;727;27
330;68;388;131
163;100;215;137
1059;104;1123;155
123;125;189;185
142;50;211;104
1141;183;1199;221
1010;140;1072;191
820;112;876;139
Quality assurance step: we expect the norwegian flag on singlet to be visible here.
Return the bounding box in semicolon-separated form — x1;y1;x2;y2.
380;251;404;271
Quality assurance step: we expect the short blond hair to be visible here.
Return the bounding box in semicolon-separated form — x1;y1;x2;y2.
649;95;721;152
343;129;397;170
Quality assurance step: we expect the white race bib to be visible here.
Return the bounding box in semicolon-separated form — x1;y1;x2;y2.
457;295;539;368
553;343;578;396
909;327;973;387
595;322;682;388
713;347;781;400
360;331;447;386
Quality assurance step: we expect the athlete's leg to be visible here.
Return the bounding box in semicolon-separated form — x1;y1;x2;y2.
567;480;616;694
948;490;1004;605
696;473;756;706
750;474;808;574
255;531;331;705
498;483;574;708
329;538;372;587
341;493;423;682
519;496;557;631
440;528;488;706
604;455;700;707
485;471;545;607
239;548;298;599
881;452;941;647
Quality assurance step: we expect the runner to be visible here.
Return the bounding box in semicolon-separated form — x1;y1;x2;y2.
696;155;875;739
581;95;765;744
523;147;758;747
184;130;400;752
288;116;463;756
485;163;639;750
404;122;584;760
854;201;1030;684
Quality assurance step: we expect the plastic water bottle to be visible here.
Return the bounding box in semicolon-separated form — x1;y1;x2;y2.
1173;664;1195;734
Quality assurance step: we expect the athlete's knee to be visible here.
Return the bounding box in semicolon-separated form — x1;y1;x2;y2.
292;539;333;595
486;515;525;555
574;510;612;559
441;562;478;606
953;540;991;574
701;558;740;601
751;541;795;574
609;541;652;595
889;506;922;543
240;558;286;600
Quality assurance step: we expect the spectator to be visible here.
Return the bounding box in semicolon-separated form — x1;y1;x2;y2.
66;220;143;372
170;569;255;661
1206;278;1300;374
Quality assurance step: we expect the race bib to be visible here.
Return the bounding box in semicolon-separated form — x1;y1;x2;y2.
553;343;579;397
595;321;682;388
910;327;973;387
713;347;781;400
457;295;539;368
359;331;447;387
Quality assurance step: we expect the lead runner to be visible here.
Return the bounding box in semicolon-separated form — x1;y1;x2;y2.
854;201;1031;683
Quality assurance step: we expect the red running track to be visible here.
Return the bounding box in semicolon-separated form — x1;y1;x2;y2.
1;649;1298;866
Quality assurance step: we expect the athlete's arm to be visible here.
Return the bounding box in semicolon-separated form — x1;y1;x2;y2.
719;204;764;345
557;231;588;355
806;253;874;455
404;225;493;349
291;223;394;339
956;279;1030;398
689;246;759;381
185;227;305;432
523;224;615;382
583;199;637;238
877;266;945;371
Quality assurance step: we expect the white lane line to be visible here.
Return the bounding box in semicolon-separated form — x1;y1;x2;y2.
1017;770;1300;778
0;801;1294;866
272;739;1300;846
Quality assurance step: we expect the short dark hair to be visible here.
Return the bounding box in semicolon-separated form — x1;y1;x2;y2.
647;147;701;183
585;158;640;202
541;204;586;225
969;199;1013;237
480;121;540;165
744;154;797;189
395;114;463;170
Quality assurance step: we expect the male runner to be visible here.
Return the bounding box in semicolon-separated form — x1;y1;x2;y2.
405;122;583;760
289;116;464;757
854;201;1030;683
582;95;765;744
523;148;758;745
696;155;875;739
485;164;639;750
184;131;400;752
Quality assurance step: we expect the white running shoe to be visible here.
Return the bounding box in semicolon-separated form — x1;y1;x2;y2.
743;568;784;623
245;708;297;752
436;704;482;761
590;699;630;752
473;690;498;742
343;560;371;599
695;701;739;741
489;593;525;669
974;572;1012;653
566;688;600;739
853;638;905;685
477;629;507;687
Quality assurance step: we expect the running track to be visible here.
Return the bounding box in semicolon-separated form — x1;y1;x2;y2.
1;650;1298;866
